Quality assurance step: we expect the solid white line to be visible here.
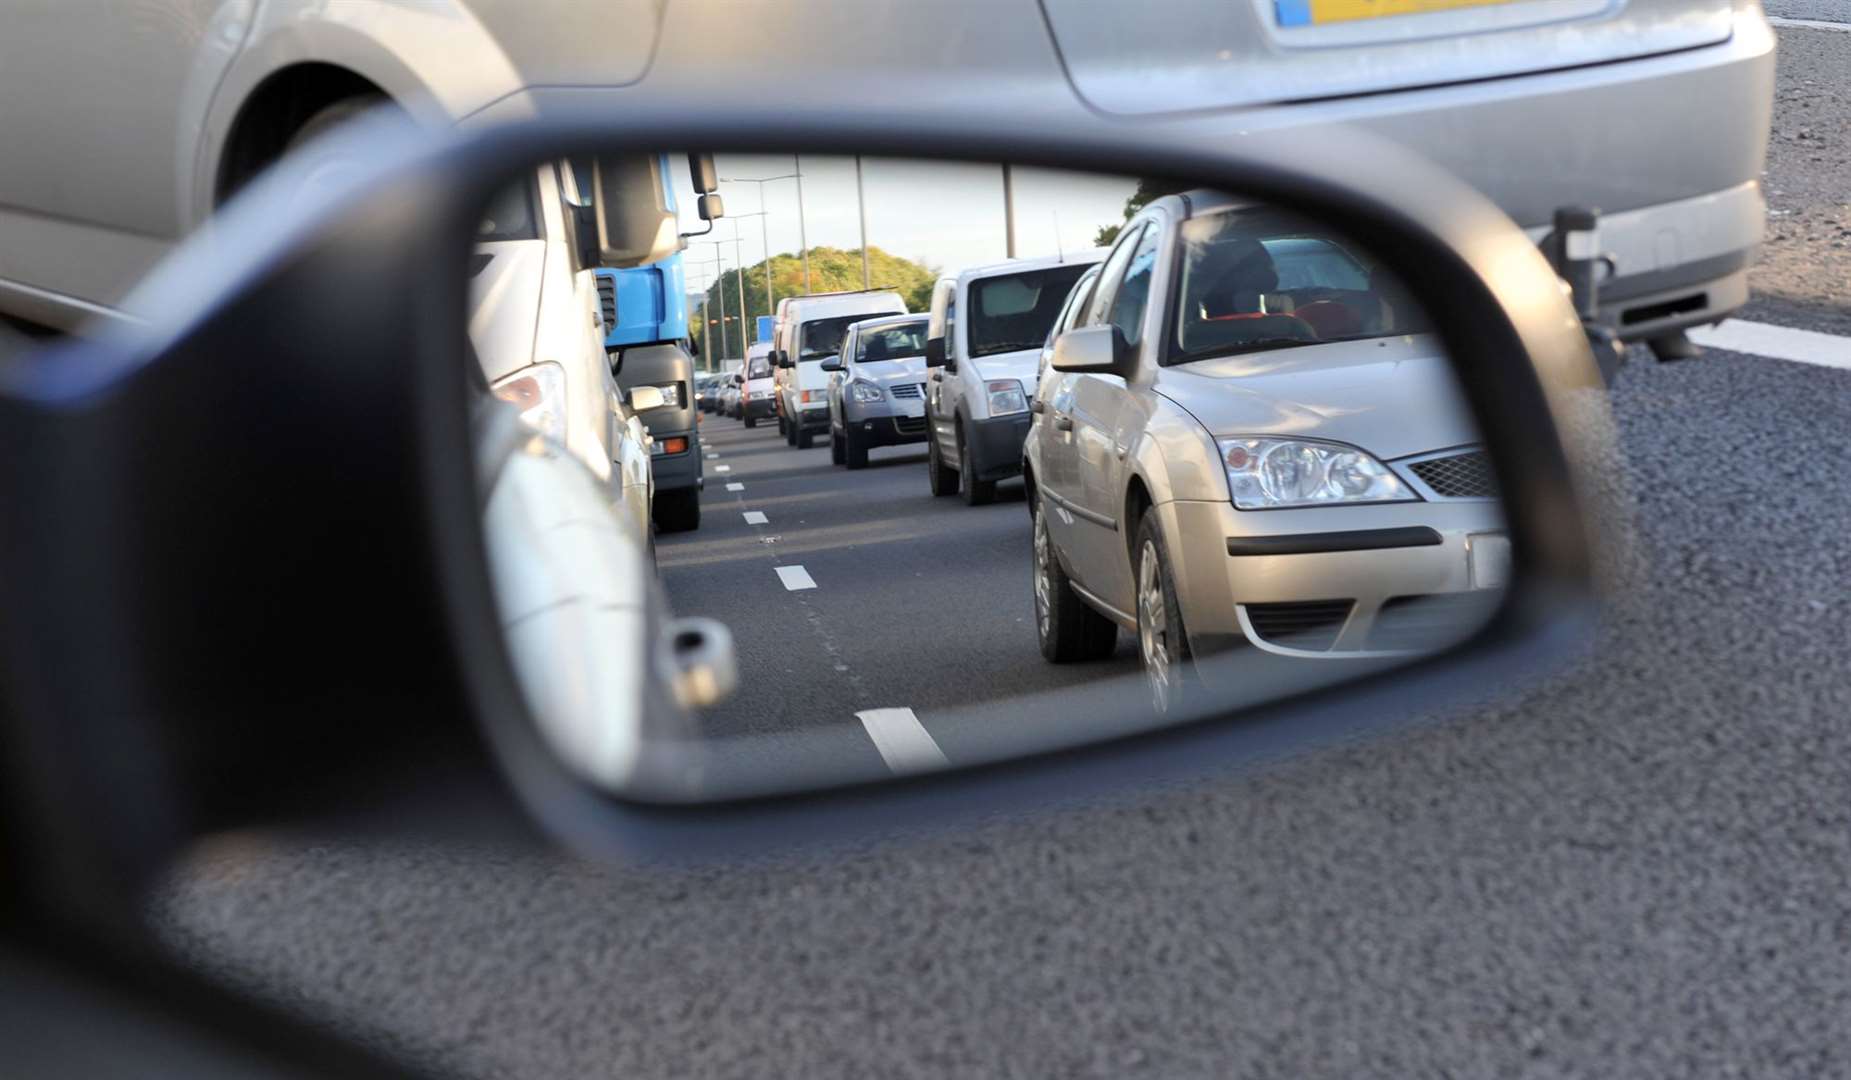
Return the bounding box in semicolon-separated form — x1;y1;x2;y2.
855;707;949;775
725;482;745;492
743;511;768;525
1769;16;1851;32
1688;319;1851;370
775;565;816;591
715;464;731;473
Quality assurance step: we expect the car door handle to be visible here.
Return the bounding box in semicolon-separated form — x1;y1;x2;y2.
1053;415;1073;432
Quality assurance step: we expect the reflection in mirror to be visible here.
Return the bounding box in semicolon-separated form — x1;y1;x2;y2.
468;152;1506;804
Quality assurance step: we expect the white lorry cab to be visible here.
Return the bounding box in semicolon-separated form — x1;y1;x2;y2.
773;290;909;449
922;250;1107;505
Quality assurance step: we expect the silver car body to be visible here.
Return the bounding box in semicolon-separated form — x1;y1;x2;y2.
1025;191;1505;674
827;313;932;444
0;0;1770;350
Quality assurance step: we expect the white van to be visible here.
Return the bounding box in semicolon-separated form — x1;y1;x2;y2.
470;161;657;544
741;342;777;428
774;290;909;449
922;250;1107;504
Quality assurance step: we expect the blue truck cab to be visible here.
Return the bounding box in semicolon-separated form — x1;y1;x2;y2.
599;156;703;533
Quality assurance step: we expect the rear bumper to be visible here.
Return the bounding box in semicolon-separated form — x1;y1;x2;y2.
1522;180;1762;342
744;398;776;419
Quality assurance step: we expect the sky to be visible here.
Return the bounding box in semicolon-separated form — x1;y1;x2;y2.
669;153;1137;296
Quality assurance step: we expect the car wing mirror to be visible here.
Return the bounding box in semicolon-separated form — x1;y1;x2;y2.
924;336;945;367
0;115;1605;882
1049;325;1135;378
819;357;843;372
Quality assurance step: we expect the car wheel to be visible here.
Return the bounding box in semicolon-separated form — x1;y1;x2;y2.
795;424;814;449
654;488;701;534
1033;501;1117;662
844;424;869;470
959;429;996;506
830;426;846;466
744;414;756;428
927;426;959;497
777;414;788;438
785;417;798;446
1134;514;1191;716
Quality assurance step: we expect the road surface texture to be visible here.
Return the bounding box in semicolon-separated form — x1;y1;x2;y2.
156;23;1851;1079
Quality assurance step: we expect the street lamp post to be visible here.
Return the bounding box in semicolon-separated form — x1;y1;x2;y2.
688;243;729;359
721;166;807;300
726;211;769;343
855;155;871;289
1002;163;1017;259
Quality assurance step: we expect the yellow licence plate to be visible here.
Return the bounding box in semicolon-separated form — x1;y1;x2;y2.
1274;0;1519;28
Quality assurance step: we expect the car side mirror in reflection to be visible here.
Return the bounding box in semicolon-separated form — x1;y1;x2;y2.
819;357;843;373
924;337;945;367
629;385;667;412
1050;324;1135;379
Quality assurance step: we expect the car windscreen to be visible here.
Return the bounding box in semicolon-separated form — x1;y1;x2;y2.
747;356;773;379
797;314;878;361
1169;207;1431;364
967;264;1093;359
855;322;928;363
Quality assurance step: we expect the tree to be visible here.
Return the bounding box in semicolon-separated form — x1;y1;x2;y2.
1093;178;1191;246
694;245;940;358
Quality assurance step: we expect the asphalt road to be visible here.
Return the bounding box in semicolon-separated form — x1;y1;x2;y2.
155;23;1851;1080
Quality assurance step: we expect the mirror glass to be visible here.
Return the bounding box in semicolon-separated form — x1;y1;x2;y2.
469;152;1506;803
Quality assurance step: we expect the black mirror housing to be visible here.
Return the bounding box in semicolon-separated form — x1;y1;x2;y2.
820;357;843;372
696;192;724;222
924;337;945;368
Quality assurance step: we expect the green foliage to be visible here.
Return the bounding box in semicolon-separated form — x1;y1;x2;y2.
1092;178;1191;248
692;245;939;358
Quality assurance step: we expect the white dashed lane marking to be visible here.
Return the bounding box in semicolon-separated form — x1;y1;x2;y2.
1690;319;1851;371
743;511;768;525
715;465;731;473
855;708;949;775
1769;16;1851;32
725;482;745;492
775;565;816;591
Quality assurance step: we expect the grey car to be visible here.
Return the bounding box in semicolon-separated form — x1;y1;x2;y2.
824;314;931;470
1025;192;1506;713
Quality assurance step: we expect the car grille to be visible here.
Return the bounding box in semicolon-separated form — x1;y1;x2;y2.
1367;592;1501;652
1244;599;1353;651
596;275;617;327
889;382;924;399
1407;450;1497;500
893;415;928;434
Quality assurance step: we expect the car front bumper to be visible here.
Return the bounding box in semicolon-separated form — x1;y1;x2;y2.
649;432;702;492
965;411;1033;482
1154;497;1507;671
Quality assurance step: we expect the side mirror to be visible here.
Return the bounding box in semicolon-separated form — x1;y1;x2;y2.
776;351;793;369
924;337;945;368
590;154;678;267
1050;324;1135;378
696;192;724;222
629;385;668;412
819;357;843;373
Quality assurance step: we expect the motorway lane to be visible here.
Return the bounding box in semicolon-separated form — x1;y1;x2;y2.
658;407;1142;773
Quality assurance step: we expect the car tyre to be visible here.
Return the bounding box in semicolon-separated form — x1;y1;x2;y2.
795;424;814;449
830;426;846;466
654;488;701;534
777;413;788;438
844;424;869;470
744;414;757;428
1134;514;1192;717
1033;501;1117;662
959;428;996;506
927;427;959;497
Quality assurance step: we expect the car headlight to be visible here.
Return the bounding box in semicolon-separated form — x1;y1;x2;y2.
849;380;885;404
491;362;567;441
986;379;1028;416
645;382;682;409
1218;437;1415;510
